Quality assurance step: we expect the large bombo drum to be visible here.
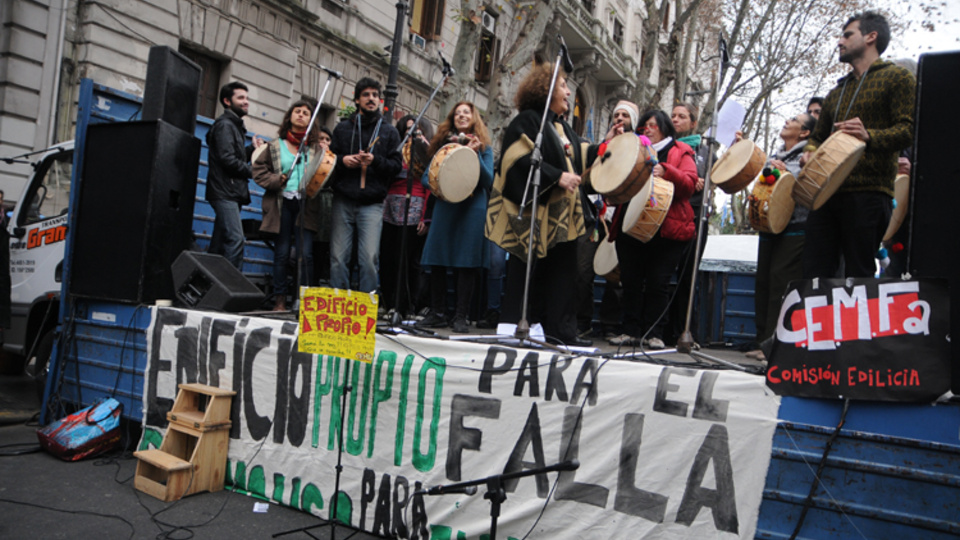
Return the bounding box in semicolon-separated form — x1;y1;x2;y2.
748;172;797;234
793;131;866;210
588;133;655;205
427;143;480;203
622;177;674;243
302;148;337;199
711;139;766;194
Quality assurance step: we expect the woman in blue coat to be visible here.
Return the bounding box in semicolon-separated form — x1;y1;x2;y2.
417;101;494;332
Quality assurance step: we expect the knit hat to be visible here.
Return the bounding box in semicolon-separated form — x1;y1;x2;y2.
612;100;640;131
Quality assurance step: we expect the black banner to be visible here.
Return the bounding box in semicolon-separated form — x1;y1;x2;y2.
766;278;951;401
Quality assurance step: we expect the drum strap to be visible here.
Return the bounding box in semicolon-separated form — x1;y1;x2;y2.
833;66;870;126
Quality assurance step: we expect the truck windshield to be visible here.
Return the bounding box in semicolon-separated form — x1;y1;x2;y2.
24;151;72;225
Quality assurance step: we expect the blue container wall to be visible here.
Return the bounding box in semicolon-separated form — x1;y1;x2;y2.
756;397;960;539
698;271;757;346
53;301;152;422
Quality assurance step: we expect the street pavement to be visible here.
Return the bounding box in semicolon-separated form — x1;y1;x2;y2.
0;371;383;540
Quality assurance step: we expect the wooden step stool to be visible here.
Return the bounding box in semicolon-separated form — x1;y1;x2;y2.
134;383;236;502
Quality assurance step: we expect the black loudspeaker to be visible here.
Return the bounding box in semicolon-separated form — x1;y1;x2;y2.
71;120;200;303
171;251;265;312
907;50;960;392
142;46;201;134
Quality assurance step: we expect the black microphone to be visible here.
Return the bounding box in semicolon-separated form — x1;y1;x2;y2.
438;51;455;76
424;484;478;496
719;34;731;68
318;64;343;79
558;34;575;73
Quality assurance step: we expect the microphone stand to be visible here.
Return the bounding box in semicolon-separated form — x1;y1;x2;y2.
419;460;579;540
388;54;454;328
285;68;339;312
512;38;567;350
273;359;357;540
675;38;747;372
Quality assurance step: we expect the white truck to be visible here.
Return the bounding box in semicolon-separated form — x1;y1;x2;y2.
5;141;74;372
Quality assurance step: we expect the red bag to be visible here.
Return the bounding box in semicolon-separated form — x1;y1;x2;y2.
37;398;123;461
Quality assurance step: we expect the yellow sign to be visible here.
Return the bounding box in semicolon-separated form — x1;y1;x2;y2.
298;287;378;362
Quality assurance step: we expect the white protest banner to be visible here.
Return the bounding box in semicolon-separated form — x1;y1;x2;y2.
142;308;780;539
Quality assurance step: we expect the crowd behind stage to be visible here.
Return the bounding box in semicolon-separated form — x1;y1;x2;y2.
203;10;916;358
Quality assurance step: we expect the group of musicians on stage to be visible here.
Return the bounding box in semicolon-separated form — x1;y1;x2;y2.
205;9;914;357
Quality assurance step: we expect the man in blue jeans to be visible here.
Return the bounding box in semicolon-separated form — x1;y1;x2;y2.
206;81;261;269
328;78;402;292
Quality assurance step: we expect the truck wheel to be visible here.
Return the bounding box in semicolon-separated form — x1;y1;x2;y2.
25;331;55;401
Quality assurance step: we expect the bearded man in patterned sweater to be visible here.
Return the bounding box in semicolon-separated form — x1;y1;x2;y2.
801;10;915;278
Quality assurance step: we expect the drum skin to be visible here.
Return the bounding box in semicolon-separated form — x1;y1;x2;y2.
428;143;480;203
303;148;337;199
711;139;766;195
588;133;654;205
883;174;910;242
749;172;797;234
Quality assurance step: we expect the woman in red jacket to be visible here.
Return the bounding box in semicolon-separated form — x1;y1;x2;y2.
610;109;698;349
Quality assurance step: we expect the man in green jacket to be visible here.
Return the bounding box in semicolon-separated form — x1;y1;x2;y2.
801;10;915;278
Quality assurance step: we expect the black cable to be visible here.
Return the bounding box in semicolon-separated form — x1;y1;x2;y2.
0;496;136;539
788;398;850;540
134;426;271;540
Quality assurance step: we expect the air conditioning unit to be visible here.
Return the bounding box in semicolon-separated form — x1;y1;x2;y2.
482;11;496;33
410;33;426;49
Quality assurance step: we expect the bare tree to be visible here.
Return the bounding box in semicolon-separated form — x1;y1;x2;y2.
443;0;559;148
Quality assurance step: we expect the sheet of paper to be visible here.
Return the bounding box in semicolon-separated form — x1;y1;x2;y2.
706;99;746;148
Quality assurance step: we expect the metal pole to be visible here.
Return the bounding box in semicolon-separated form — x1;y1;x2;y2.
383;1;408;119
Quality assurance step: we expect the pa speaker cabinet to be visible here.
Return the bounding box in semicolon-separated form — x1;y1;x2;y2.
71;120;200;303
172;252;264;312
142;46;202;134
908;50;960;392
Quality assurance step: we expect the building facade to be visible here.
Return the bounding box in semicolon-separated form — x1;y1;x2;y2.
0;0;704;196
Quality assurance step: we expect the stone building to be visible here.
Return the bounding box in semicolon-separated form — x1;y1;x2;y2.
0;0;703;195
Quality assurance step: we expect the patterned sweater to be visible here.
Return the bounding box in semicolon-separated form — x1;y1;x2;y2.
805;59;915;197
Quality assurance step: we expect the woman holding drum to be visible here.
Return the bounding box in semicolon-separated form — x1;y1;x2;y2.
416;102;494;333
486;63;612;346
253;99;326;311
747;113;815;360
609;110;698;349
379;115;434;320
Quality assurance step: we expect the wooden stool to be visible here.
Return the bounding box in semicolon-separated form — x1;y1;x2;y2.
134;383;236;502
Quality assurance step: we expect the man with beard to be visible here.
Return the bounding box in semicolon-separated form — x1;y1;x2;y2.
328;77;403;293
206;81;262;269
801;11;915;278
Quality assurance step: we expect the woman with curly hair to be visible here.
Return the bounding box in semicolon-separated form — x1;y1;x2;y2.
486;62;619;345
253;99;325;311
416;102;494;333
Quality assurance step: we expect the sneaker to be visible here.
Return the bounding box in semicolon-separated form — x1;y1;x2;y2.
414;307;431;321
417;311;448;328
451;316;470;334
646;337;666;350
476;309;500;329
608;334;639;346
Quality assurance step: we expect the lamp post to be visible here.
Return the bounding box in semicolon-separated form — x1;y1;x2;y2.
383;1;408;119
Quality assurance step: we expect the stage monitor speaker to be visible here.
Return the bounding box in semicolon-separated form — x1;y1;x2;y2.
71;120;200;304
172;251;265;312
907;50;960;393
142;46;201;134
